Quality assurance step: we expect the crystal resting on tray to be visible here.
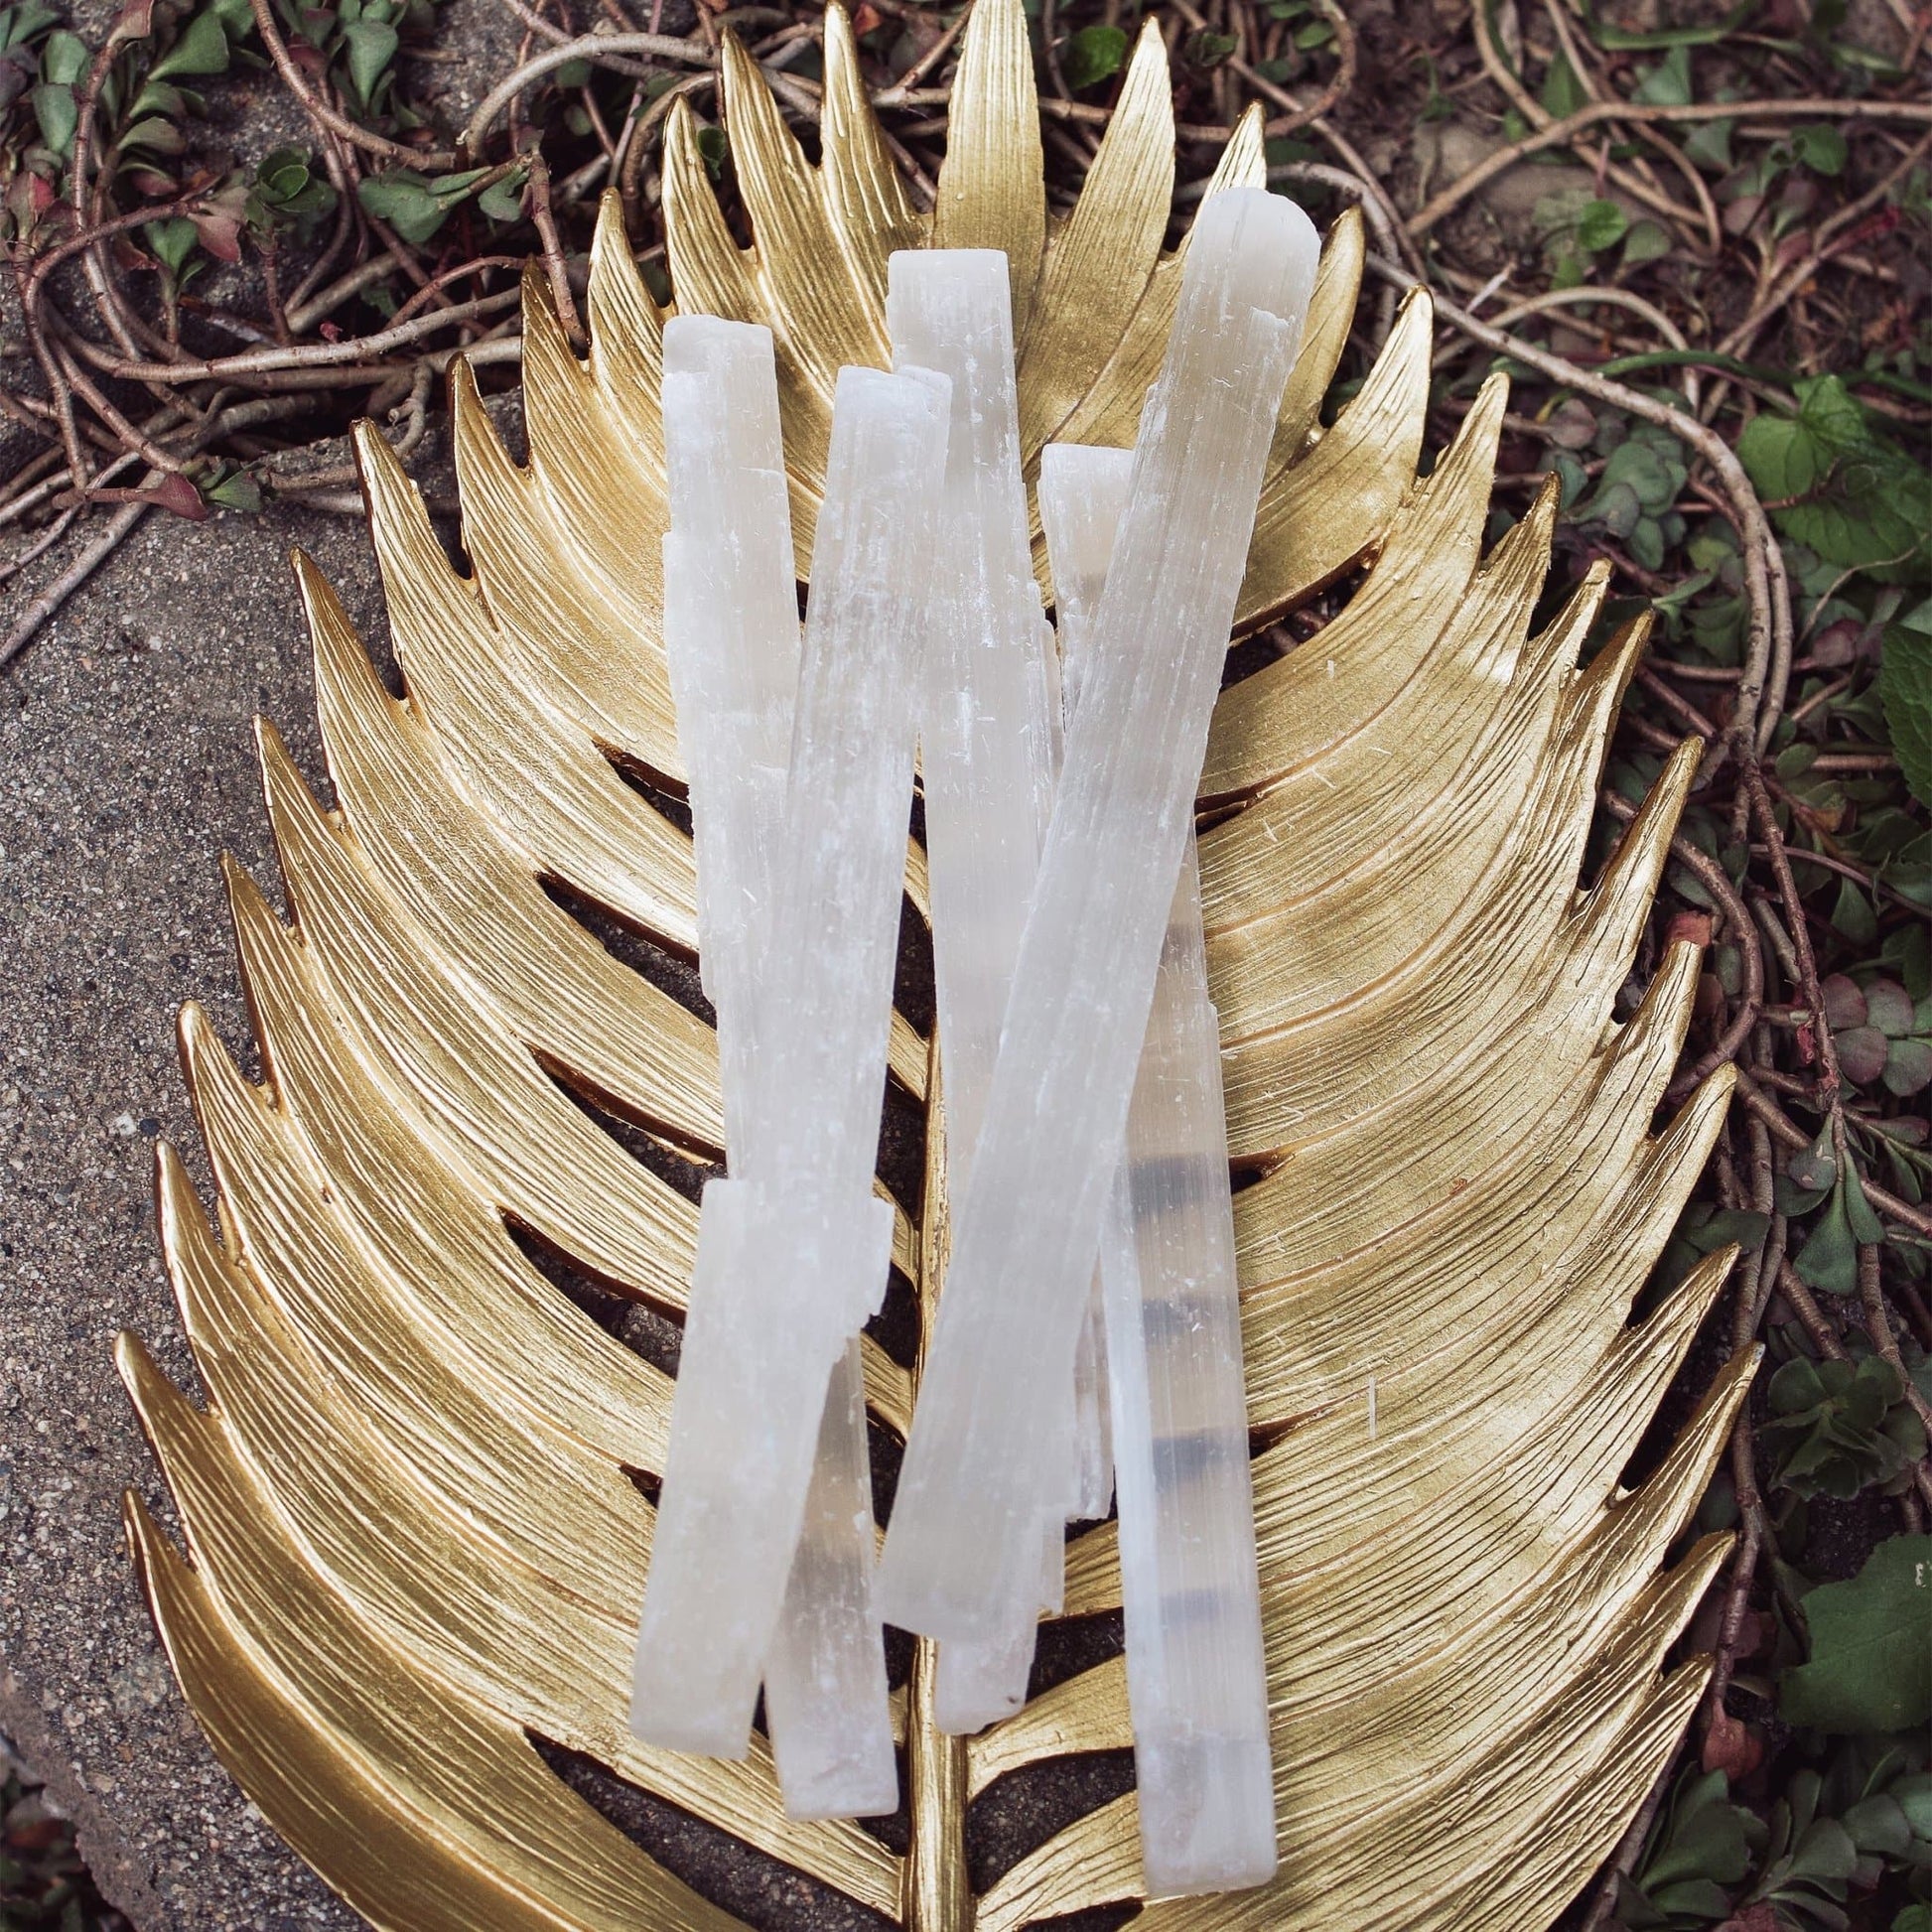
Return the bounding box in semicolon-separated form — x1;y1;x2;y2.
873;188;1317;1647
636;317;897;1818
1040;439;1277;1897
886;247;1096;1734
628;184;1316;1903
629;359;947;1779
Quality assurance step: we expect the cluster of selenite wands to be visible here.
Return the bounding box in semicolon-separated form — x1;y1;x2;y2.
627;184;1318;1902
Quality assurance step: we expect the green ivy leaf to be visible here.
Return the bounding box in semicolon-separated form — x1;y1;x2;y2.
1181;27;1237;68
1631;43;1693;105
0;2;62;50
144;214;200;275
148;6;231;79
356;165;486;243
128;75;187;119
29;76;73;153
1845;1159;1884;1243
1593;3;1749;48
1062;22;1127;88
1576;198;1630;251
1738;376;1932;581
1791;123;1848;176
1794;1174;1860;1293
204;465;262;511
1843;1792;1912;1857
1763;1354;1926;1500
1886;1036;1932;1097
1621;218;1671;266
120;115;187;154
1540;50;1587;117
1635;1767;1757;1919
1831;874;1877;947
1879;622;1932;808
38;26;86;82
1780;1535;1932;1732
477;165;527;223
341;15;398;107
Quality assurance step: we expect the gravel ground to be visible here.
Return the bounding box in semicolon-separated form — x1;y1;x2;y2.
0;498;380;1929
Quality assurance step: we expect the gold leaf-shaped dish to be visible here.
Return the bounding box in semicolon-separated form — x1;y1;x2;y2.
118;0;1751;1923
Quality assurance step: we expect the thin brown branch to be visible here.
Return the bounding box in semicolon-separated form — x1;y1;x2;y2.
1409;95;1932;241
246;0;460;168
1367;254;1793;759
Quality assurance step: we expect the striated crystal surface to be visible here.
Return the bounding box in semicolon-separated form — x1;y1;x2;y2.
762;1338;898;1818
646;316;897;1816
631;362;947;1761
876;187;1318;1644
1043;436;1276;1896
887;249;1069;1734
656;315;798;1134
1069;1280;1113;1521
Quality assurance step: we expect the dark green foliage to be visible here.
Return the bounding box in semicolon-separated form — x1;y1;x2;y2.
1061;23;1125;89
1760;1354;1928;1500
1781;1538;1932;1734
1738;377;1932;583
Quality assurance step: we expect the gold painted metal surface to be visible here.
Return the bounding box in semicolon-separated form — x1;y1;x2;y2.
121;0;1752;1923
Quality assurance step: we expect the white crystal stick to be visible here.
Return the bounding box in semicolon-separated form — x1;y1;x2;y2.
655;316;798;1146
886;247;1072;1734
762;1336;895;1816
648;316;896;1817
631;362;948;1762
875;187;1318;1643
1041;438;1275;1896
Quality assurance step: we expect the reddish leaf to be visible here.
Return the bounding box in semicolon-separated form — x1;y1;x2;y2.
1770;225;1815;276
1837;1026;1889;1086
111;0;156;42
1702;1707;1764;1779
1695;971;1726;1028
4;1815;67;1854
1717;1907;1780;1932
851;1;885;32
144;473;207;521
192;208;242;263
0;51;33;112
1820;973;1866;1033
1809;618;1864;667
1667;910;1714;950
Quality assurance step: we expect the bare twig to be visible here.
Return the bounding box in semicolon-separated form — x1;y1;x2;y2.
1366;253;1794;759
1410;94;1932;241
0;500;149;674
246;0;461;167
461;28;716;149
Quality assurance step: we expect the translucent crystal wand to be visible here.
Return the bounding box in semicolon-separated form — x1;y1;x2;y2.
875;187;1318;1643
886;248;1069;1734
632;361;948;1764
1041;438;1276;1896
638;316;897;1817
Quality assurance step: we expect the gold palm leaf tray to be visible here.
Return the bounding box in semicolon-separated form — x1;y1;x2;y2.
116;0;1757;1923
